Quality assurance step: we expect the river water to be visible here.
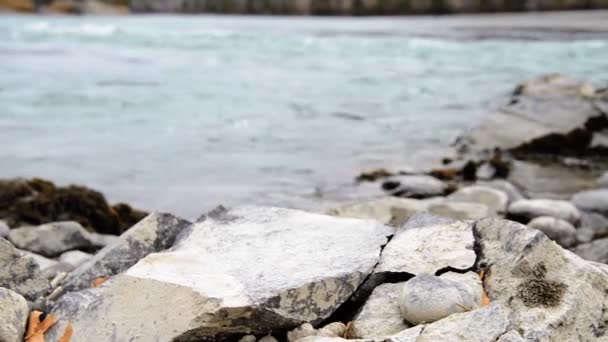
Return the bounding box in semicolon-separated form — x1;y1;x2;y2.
1;14;607;218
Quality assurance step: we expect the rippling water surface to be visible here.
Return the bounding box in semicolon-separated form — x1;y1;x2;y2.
1;15;607;218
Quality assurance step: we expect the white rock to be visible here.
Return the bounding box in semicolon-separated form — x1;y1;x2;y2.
0;288;29;342
58;250;92;268
8;221;94;257
349;282;410;338
0;220;9;238
258;335;279;342
527;216;577;248
575;226;595;245
318;322;345;337
47;206;392;341
399;273;482;325
87;232;119;248
572;189;608;215
376;221;476;275
238;335;257;342
288;323;318;342
427;201;491;221
508;199;581;224
580;211;608;238
574;238;608;264
476;180;525;203
19;249;58;270
327;197;428;225
447;185;509;216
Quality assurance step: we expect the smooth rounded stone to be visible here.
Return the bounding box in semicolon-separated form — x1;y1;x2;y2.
447;185;509;216
42;262;76;280
327;197;428;225
572;189;608;215
381;175;447;199
427;201;491;221
574;238;608;264
399;212;456;231
19;249;58;270
527;216;577;248
61;212;191;293
349;282;410;338
238;335;256;342
399;273;482;325
0;238;49;301
0;220;9;238
476;179;525;203
46;206;392;341
376;221;476;276
575;226;595;244
596;172;608;188
318;322;345;338
258;336;278;342
288;323;318;342
58;250;92;268
508;199;581;225
580;211;608;238
0;288;29;342
8;221;95;257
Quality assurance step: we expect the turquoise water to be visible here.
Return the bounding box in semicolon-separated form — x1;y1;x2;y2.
1;15;607;218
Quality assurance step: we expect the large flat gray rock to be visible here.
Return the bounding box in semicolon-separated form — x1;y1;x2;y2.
0;238;49;301
47;206;392;341
61;212;190;292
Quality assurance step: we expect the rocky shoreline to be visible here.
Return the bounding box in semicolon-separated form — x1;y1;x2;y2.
2;74;608;341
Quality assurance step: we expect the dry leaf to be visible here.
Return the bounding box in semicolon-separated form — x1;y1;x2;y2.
26;311;42;339
58;322;74;342
26;312;57;342
91;277;108;288
482;290;491;306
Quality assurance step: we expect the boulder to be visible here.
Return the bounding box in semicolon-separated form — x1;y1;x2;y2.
381;175;448;199
527;216;577;248
375;220;476;275
47;207;392;341
572;189;608;216
458;74;607;156
58;250;92;268
61;212;190;292
0;238;49;301
0;288;29;342
508;199;581;224
8;221;95;257
574;238;608;264
398;273;482;325
0;220;9;238
348;282;410;338
447;185;509;216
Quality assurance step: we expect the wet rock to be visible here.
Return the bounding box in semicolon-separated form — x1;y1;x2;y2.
446;185;509;216
61;212;190;292
476;218;608;340
348;282;410;338
376;220;475;275
399;273;482;325
0;288;29;342
527;216;577;248
8;221;95;257
58;250;92;268
476;179;525;203
381;175;448;199
571;189;608;215
0;178;147;235
574;238;608;263
0;238;49;301
508;199;581;224
47;207;392;341
0;220;9;238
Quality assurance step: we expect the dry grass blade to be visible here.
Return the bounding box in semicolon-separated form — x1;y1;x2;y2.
58;322;74;342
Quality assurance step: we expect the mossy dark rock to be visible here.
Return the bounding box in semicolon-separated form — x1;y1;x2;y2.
0;178;147;235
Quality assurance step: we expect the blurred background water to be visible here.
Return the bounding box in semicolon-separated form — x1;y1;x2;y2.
1;14;607;218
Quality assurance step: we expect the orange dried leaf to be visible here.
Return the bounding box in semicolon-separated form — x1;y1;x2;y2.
35;313;57;336
482;289;491;306
58;321;74;342
26;311;42;338
91;277;108;288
